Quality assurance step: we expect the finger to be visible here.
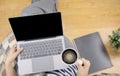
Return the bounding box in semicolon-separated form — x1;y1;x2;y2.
12;44;17;49
82;58;90;69
13;44;17;48
13;48;23;58
16;48;23;54
10;44;17;52
76;60;84;70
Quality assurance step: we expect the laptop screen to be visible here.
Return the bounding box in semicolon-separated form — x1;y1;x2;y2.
9;12;63;41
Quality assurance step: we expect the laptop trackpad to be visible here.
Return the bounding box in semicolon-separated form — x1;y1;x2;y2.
32;56;54;72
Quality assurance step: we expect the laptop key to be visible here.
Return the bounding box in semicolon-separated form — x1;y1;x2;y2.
20;39;63;60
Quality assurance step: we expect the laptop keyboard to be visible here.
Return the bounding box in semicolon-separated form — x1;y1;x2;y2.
20;39;63;60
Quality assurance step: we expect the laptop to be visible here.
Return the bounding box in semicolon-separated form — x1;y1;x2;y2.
8;12;68;75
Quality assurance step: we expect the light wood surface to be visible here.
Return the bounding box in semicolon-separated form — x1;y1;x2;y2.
0;0;120;75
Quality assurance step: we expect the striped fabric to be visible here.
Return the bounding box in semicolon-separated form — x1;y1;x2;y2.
43;65;78;76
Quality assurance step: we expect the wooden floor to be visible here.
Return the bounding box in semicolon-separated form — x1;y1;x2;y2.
0;0;30;42
0;0;120;75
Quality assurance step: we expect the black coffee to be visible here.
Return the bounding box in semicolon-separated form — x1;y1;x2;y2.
62;49;77;64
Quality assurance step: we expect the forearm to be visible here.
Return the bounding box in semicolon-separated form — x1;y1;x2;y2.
5;63;16;76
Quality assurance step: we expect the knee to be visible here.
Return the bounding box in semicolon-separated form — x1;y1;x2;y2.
21;6;45;16
21;0;57;16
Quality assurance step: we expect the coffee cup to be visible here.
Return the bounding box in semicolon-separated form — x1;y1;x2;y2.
61;48;83;65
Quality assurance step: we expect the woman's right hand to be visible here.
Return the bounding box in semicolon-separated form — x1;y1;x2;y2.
77;58;91;76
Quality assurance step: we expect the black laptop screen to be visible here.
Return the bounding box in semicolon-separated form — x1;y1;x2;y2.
9;12;63;41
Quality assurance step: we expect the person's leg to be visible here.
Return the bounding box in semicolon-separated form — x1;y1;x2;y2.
32;0;40;3
21;0;57;16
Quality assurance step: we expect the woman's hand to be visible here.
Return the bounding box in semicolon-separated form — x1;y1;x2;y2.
5;45;23;66
5;45;23;76
77;58;90;76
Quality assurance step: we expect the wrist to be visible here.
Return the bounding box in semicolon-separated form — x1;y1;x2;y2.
5;61;13;69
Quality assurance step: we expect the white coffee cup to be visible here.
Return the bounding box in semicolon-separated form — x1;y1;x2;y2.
61;48;83;65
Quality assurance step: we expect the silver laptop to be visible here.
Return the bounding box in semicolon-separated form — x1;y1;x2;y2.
9;12;68;75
